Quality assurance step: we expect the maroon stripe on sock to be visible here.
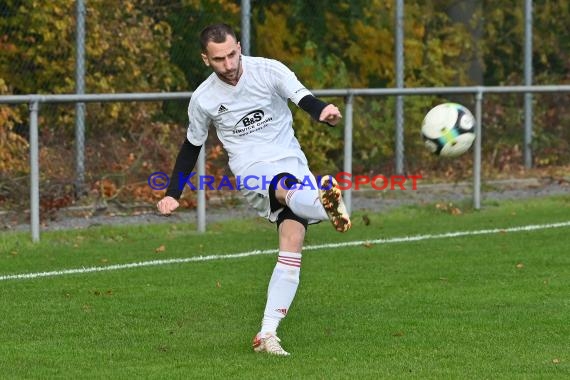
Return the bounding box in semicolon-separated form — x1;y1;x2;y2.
285;189;297;205
277;259;301;267
278;255;301;263
277;253;302;268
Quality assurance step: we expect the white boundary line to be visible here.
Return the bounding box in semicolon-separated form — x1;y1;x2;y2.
2;221;569;282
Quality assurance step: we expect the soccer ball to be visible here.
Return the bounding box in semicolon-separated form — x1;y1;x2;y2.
421;103;476;157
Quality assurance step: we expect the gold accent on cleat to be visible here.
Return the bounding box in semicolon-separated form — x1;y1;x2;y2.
318;175;352;233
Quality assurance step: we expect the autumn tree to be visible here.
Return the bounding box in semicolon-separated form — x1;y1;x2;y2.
0;0;187;210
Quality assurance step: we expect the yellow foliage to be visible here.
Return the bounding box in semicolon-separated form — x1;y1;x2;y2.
0;112;28;175
0;78;27;174
349;21;394;85
255;4;301;63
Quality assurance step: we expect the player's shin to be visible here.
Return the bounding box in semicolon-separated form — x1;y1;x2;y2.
260;252;301;335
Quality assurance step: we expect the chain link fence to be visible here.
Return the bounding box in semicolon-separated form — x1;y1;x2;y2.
1;1;569;237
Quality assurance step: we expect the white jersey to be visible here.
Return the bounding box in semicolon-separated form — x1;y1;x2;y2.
186;55;313;177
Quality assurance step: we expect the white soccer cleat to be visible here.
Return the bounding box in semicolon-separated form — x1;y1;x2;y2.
252;332;290;356
318;175;352;233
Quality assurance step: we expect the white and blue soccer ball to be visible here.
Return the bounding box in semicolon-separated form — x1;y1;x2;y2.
421;102;476;157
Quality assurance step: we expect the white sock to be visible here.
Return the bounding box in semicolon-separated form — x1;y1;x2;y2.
260;251;302;335
285;186;328;221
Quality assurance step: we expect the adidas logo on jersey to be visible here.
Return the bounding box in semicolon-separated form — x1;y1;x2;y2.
217;104;229;114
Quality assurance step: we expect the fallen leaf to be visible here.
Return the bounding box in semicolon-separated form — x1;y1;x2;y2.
157;345;169;352
155;245;166;253
552;358;560;364
516;263;524;269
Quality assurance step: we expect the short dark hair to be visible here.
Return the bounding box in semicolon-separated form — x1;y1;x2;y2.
199;23;237;52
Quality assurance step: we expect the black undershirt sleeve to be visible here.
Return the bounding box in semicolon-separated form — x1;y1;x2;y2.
298;95;333;126
165;138;202;199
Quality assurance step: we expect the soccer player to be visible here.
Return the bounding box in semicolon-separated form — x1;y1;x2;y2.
156;23;351;356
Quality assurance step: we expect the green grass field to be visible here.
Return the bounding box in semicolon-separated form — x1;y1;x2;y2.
1;195;569;379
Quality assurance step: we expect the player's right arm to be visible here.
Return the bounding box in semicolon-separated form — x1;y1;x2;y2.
165;139;203;200
157;139;203;215
157;93;210;215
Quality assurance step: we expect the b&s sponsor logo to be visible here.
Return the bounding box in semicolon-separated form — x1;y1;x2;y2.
232;109;273;136
234;109;263;128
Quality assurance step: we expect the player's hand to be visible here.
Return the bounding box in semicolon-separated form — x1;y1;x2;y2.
319;104;342;126
157;196;179;215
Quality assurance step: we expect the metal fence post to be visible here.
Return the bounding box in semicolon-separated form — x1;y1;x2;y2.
75;0;86;195
395;0;405;175
524;0;533;168
241;0;251;55
343;93;354;214
29;99;41;242
473;89;483;210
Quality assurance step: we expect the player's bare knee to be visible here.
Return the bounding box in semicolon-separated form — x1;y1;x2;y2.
279;229;305;252
274;186;288;204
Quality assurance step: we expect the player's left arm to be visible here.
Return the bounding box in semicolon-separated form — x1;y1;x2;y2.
298;95;342;127
268;59;342;127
